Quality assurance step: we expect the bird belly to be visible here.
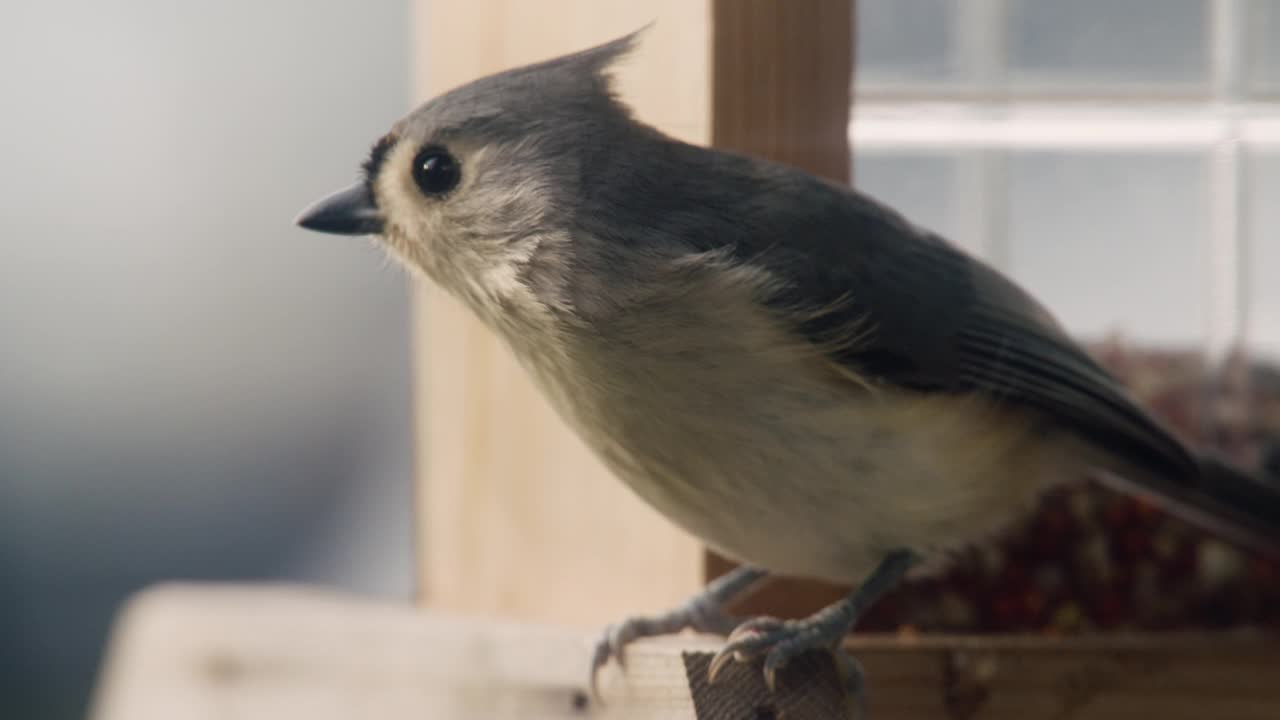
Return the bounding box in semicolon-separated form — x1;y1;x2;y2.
501;259;1075;584
521;334;1072;584
599;391;1068;583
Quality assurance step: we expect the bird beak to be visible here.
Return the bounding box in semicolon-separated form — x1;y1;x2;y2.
294;182;385;236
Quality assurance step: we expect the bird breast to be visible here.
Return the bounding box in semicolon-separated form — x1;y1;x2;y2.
500;260;1075;583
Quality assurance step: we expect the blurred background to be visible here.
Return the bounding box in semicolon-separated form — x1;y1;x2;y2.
3;1;1280;719
854;0;1280;362
1;2;414;718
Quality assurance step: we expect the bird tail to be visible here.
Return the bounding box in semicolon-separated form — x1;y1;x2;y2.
1189;452;1280;551
1088;448;1280;557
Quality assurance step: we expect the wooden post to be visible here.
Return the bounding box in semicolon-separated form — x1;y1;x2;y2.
704;0;857;621
413;0;858;627
710;0;854;183
412;0;712;626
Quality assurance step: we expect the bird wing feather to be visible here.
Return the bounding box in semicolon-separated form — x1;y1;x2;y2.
694;168;1276;548
724;176;1198;485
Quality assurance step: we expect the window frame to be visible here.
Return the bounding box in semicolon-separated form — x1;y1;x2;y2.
851;0;1277;359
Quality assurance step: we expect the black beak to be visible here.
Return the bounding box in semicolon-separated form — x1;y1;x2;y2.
294;182;384;235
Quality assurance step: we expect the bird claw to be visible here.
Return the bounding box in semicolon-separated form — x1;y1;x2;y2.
588;624;619;702
834;650;869;720
589;599;739;703
707;615;862;698
706;616;790;686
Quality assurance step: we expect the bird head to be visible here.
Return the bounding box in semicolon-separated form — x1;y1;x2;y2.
295;30;651;329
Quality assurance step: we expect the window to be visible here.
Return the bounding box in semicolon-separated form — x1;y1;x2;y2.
852;0;1280;362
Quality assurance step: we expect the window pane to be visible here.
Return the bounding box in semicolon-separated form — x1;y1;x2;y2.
855;0;958;86
1244;0;1280;96
1004;151;1207;347
1247;150;1280;362
853;151;980;254
1005;0;1208;89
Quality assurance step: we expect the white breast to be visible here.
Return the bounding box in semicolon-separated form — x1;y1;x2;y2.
502;258;1078;584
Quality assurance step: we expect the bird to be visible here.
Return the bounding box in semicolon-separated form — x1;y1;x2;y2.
295;29;1280;712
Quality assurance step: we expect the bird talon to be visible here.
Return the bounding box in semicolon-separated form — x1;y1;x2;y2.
588;638;610;703
705;614;860;695
706;645;738;684
610;625;634;670
705;616;784;685
589;621;635;703
590;580;755;699
834;649;869;720
764;666;779;692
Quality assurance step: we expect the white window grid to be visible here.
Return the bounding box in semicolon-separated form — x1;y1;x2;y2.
850;0;1276;362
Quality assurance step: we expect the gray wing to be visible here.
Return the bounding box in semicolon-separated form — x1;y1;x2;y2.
714;172;1280;547
591;138;1280;547
584;134;1280;546
713;176;1196;483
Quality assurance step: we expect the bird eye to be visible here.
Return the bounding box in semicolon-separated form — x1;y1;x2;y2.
411;146;460;197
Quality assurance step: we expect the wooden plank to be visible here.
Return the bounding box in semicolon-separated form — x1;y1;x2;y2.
84;583;814;720
86;583;646;720
410;0;710;625
89;584;1280;720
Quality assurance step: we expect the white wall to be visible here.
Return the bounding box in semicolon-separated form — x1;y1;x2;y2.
0;2;413;718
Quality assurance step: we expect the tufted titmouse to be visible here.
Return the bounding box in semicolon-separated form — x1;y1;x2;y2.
296;30;1279;707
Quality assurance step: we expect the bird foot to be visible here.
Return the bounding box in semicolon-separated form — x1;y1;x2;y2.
707;613;855;691
707;614;869;718
701;550;916;717
589;593;740;699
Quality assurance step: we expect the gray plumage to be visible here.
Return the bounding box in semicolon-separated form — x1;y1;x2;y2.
297;29;1279;702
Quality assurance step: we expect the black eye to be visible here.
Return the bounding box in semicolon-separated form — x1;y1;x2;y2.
411;146;460;196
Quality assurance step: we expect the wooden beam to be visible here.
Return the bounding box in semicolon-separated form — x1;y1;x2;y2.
90;584;1280;720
